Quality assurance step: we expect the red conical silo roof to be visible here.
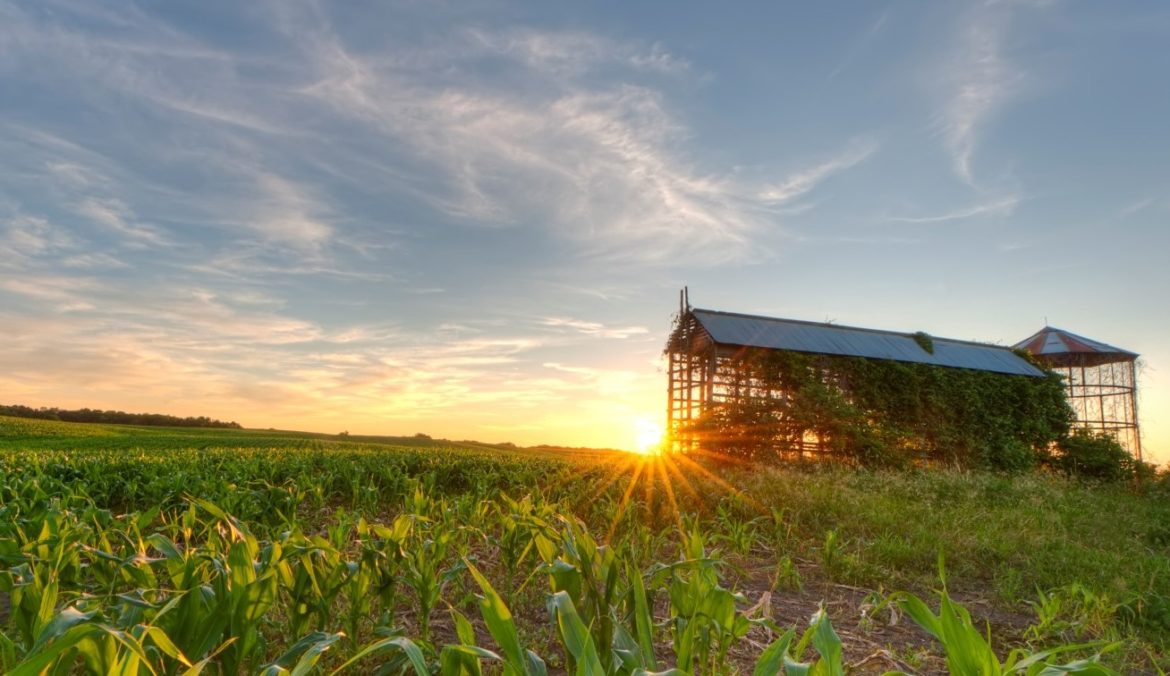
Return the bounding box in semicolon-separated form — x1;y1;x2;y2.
1013;327;1137;368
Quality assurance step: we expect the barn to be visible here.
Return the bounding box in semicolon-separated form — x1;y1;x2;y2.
664;292;1070;467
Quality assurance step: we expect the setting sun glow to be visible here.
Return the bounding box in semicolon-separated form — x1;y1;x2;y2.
632;418;665;455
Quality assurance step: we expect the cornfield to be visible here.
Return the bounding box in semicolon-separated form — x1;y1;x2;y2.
0;416;1153;674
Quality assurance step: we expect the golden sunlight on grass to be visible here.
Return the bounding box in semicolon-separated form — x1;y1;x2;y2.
579;445;771;542
631;416;665;455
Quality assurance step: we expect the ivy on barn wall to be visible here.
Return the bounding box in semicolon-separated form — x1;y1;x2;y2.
695;348;1075;470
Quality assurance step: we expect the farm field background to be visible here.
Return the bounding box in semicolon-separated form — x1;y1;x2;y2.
2;415;1169;674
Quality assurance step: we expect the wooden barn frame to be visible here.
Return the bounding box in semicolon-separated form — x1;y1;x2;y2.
664;290;1048;456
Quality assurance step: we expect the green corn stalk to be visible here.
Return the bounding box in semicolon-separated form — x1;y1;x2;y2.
145;532;237;664
752;628;796;676
187;498;285;673
6;561;59;649
624;559;659;672
273;531;325;639
330;633;429;675
440;607;493;676
362;514;413;627
547;591;605;675
260;630;344;676
543;518;620;671
5;606;185;676
465;560;547;676
404;526;462;644
783;607;844;676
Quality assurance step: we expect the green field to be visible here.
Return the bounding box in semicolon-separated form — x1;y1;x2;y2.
2;415;1168;674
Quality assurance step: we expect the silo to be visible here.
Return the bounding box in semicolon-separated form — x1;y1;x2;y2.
1014;327;1142;460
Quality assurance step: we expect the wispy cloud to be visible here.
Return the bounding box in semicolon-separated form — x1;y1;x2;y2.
467;28;691;77
1118;197;1154;219
0;273;100;305
0;211;129;292
935;4;1030;186
541;317;650;339
279;15;886;266
243;174;334;250
0;214;74;264
888;195;1021;224
1;1;878;271
541;361;641;396
75;197;169;246
300;47;760;263
759;138;878;204
61;252;127;269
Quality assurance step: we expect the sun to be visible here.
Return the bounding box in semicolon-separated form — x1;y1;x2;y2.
632;417;665;455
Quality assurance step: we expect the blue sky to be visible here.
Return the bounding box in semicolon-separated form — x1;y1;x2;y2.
1;0;1168;458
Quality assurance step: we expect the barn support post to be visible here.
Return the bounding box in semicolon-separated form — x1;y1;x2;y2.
1129;359;1142;462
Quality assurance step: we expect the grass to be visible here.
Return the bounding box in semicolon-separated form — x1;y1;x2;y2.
730;468;1170;605
1;414;1166;673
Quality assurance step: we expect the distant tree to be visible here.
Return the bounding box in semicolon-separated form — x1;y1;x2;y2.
413;432;432;439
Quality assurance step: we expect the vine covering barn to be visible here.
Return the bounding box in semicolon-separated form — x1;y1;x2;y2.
664;290;1073;468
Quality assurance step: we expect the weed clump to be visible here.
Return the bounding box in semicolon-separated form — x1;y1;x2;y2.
1051;429;1140;481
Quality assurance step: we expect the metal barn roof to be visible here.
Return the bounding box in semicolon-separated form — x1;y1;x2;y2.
690;308;1045;377
1013;326;1137;368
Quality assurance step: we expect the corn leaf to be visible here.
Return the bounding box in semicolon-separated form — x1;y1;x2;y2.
752;628;795;676
329;635;428;675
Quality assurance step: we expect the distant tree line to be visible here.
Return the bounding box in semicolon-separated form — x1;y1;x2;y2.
0;404;242;429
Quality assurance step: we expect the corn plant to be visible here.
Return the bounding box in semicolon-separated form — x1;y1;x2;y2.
538;517;623;672
713;503;763;557
492;494;557;595
356;514;413;628
261;629;429;675
463;561;548;676
650;527;754;674
617;559;660;673
193;499;285;672
403;525;462;645
887;563;1122;676
274;531;338;639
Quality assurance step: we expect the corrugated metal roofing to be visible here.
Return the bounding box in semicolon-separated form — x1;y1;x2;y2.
1013;326;1137;359
690;308;1045;377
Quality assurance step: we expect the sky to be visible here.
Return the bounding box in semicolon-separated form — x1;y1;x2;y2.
1;1;1168;459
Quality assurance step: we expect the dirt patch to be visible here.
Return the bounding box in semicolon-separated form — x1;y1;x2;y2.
721;557;1036;674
